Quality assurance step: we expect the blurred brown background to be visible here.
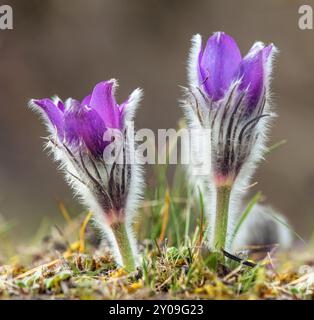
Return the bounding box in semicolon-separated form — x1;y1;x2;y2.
0;0;313;239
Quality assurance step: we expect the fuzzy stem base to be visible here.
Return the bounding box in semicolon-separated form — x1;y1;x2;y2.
111;222;135;273
213;185;232;254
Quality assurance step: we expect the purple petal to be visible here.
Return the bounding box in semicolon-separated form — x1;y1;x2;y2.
56;100;65;111
237;43;273;111
33;98;64;138
199;32;242;101
63;99;81;146
89;80;122;129
118;96;129;115
64;99;107;157
81;94;91;107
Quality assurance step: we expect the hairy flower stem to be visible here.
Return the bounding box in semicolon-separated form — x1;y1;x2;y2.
213;185;232;257
111;222;135;273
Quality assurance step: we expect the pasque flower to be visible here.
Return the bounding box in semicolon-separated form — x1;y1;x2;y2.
29;80;143;272
183;32;276;253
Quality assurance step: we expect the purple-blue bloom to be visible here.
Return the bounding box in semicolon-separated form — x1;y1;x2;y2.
185;32;277;251
187;32;276;184
198;32;273;112
32;80;124;158
29;79;143;271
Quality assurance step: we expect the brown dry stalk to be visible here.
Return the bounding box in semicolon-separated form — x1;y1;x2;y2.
158;190;170;245
79;211;93;253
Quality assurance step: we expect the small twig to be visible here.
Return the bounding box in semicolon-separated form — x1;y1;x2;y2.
266;251;279;277
156;273;173;291
58;202;72;225
223;264;243;282
240;181;258;192
15;253;73;280
153;238;162;256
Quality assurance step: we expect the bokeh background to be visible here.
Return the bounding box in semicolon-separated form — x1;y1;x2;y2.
0;0;313;240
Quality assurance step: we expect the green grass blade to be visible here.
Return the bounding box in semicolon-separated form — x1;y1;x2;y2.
231;191;262;244
184;189;192;246
266;211;306;244
197;186;205;245
265;139;287;156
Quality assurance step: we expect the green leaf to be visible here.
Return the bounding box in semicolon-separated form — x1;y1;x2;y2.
44;271;72;290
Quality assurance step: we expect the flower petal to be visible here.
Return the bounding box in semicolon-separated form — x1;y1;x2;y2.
89;80;122;129
199;32;242;101
32;98;64;138
237;43;274;111
81;94;91;107
57;100;65;111
64;99;107;157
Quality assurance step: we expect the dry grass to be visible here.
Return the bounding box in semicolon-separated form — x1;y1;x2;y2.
0;160;313;300
0;210;313;300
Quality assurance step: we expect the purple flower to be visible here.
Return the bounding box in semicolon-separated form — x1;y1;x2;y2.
29;79;143;271
198;32;242;102
184;32;277;251
197;32;274;113
187;32;276;185
32;80;125;158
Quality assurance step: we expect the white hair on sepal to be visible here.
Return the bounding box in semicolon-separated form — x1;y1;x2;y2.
232;203;293;252
180;98;200;130
264;44;279;96
232;100;276;197
204;179;218;249
123;88;143;123
120;89;144;265
229;75;276;187
246;41;265;57
179;82;218;248
178;109;218;248
46;137;131;267
187;34;202;88
64;97;77;111
226;113;275;250
109;77;119;93
179;84;210;132
51;95;62;105
124;160;145;265
44;120;143;268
